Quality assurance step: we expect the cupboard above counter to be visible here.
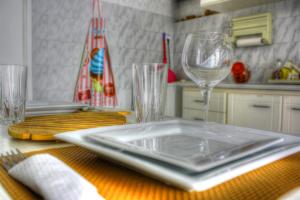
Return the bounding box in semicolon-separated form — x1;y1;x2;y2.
165;81;300;134
200;0;283;12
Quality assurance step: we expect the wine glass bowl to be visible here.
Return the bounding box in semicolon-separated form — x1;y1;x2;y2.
182;32;233;121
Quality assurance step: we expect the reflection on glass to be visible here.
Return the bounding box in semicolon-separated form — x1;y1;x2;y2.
182;32;232;121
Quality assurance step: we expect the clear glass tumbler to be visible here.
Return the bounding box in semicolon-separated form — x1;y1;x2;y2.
0;65;27;124
132;63;168;123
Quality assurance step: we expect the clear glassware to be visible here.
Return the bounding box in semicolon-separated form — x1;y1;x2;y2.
132;63;168;123
182;32;232;121
0;65;27;124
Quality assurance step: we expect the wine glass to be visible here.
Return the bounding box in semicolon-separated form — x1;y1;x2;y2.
182;32;232;121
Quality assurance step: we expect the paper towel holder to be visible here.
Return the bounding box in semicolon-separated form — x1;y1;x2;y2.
230;12;272;47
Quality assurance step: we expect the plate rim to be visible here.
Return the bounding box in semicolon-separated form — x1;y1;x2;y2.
85;121;283;171
55;119;300;191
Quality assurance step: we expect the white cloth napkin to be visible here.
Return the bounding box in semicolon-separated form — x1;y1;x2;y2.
8;154;104;200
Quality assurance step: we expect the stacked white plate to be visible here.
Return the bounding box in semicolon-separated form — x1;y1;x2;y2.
26;102;88;116
56;120;300;191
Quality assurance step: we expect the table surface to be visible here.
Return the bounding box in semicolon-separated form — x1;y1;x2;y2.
1;124;299;200
0;125;71;200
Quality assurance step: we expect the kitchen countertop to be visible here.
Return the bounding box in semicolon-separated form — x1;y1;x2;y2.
168;81;300;91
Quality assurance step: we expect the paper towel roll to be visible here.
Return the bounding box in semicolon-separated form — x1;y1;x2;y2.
236;37;264;47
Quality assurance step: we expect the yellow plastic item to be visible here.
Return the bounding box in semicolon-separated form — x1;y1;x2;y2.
231;12;272;45
1;146;300;200
8;111;127;141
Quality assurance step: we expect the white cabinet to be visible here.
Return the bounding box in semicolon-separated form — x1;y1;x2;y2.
200;0;282;12
283;96;300;134
182;88;227;123
179;85;300;133
228;93;282;132
183;109;226;123
165;86;182;118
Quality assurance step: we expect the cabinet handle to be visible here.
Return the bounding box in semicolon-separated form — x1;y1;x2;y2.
292;107;300;111
252;104;271;109
194;99;204;103
194;117;204;121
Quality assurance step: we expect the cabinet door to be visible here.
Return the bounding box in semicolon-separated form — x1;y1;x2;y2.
165;86;182;118
183;109;226;124
183;89;226;113
228;93;282;132
283;96;300;134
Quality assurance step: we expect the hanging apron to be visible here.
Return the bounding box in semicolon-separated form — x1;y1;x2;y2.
74;0;117;107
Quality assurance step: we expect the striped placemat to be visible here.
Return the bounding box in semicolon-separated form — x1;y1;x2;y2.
1;146;300;200
8;111;127;141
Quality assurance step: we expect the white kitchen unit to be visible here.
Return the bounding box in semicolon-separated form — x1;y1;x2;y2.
228;93;282;132
283;96;300;134
171;82;300;133
182;88;227;123
165;86;183;118
200;0;282;12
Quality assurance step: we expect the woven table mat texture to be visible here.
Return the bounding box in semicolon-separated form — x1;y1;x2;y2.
8;111;126;141
1;146;300;200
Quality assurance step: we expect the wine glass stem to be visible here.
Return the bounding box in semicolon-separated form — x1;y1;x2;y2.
201;88;212;121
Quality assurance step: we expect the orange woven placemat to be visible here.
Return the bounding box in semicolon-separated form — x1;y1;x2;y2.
8;111;127;141
1;146;300;200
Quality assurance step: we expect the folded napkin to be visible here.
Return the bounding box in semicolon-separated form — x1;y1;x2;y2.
8;154;104;200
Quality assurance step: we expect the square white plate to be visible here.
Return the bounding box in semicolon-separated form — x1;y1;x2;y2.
55;120;300;191
25;102;88;116
86;121;282;171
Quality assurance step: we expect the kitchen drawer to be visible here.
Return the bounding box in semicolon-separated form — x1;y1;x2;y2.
183;89;226;113
283;96;300;134
228;93;282;132
182;109;226;124
228;93;282;104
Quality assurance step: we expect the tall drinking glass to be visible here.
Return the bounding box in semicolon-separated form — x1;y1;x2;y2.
0;65;27;124
132;63;168;123
182;32;232;121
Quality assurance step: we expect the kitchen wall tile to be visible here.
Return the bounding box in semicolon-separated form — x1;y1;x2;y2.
273;16;298;43
32;13;48;40
32;64;49;92
32;0;49;15
47;41;82;67
273;42;299;63
173;0;300;84
32;39;48;65
231;3;274;19
296;16;300;42
273;0;300;19
46;65;78;91
117;89;132;109
174;34;185;54
33;0;299;102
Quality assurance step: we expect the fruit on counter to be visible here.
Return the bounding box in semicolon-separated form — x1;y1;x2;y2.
279;67;290;80
231;62;245;74
231;61;251;83
272;60;300;80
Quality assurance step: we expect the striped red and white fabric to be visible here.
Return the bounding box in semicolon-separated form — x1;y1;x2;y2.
74;0;117;107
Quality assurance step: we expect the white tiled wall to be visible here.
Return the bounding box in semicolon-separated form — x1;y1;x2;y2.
32;0;174;108
32;0;300;106
173;0;300;83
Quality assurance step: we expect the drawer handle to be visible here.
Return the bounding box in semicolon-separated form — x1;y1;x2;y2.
292;107;300;111
252;104;271;109
194;100;204;103
194;117;204;121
